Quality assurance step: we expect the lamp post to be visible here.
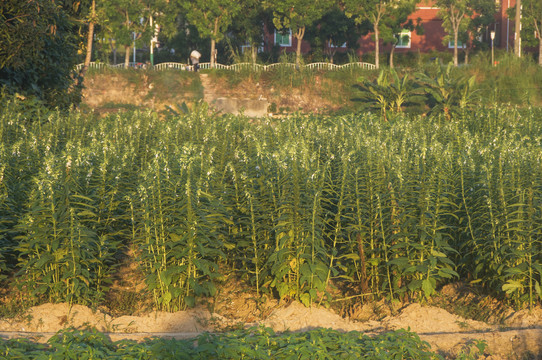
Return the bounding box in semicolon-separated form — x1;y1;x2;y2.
490;30;495;67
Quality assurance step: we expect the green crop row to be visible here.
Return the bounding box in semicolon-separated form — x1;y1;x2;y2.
0;97;541;310
0;326;484;359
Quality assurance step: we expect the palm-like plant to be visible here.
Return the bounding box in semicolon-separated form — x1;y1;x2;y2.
354;69;424;120
416;63;478;120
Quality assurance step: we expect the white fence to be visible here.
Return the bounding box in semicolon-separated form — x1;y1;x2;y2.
76;61;376;72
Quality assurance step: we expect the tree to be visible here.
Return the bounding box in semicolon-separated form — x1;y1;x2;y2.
461;0;495;64
84;0;97;74
305;6;365;63
229;0;271;64
157;12;209;63
378;0;419;68
435;0;471;67
179;0;242;68
343;0;407;69
437;0;496;67
514;0;522;57
104;0;152;68
522;0;542;65
264;0;333;66
0;0;82;109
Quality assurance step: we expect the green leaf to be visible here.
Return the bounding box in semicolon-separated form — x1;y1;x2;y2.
299;293;310;307
502;281;523;294
430;249;446;258
421;278;435;298
161;291;172;305
185;296;195;308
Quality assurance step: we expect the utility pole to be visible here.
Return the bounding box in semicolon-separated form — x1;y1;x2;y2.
514;0;521;57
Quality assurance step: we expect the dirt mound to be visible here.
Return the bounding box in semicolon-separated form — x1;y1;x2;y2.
0;303;112;333
110;309;219;333
261;301;377;333
504;307;542;328
0;303;218;335
82;72;201;115
382;303;492;333
1;300;541;358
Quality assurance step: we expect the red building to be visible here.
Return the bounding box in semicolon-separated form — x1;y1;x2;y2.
264;1;518;56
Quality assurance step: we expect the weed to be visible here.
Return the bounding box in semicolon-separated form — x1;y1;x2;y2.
0;327;443;359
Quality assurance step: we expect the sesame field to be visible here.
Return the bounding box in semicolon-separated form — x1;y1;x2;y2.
1;95;541;359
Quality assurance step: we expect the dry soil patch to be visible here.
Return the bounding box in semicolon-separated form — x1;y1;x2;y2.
1;301;540;359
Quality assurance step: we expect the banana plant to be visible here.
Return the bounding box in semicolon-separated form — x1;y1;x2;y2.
416;63;478;120
354;69;424;120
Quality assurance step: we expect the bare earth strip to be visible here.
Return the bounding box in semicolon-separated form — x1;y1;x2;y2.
0;302;540;359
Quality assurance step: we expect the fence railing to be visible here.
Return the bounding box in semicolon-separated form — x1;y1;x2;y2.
76;61;376;72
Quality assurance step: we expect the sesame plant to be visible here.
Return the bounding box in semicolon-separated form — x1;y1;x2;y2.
0;94;541;311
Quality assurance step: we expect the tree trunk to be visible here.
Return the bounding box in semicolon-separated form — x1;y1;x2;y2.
124;11;131;69
124;45;130;68
251;45;257;64
539;37;542;66
295;27;305;67
210;17;219;68
109;39;117;65
453;30;459;67
210;38;216;68
390;44;396;68
514;0;522;57
464;31;472;65
374;25;380;69
82;0;96;75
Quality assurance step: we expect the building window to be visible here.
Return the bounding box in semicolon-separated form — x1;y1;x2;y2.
448;39;466;48
275;29;292;47
396;29;411;48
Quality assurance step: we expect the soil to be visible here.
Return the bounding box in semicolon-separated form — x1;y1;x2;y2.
199;72;344;115
81;72;202;116
81;71;346;116
0;281;540;359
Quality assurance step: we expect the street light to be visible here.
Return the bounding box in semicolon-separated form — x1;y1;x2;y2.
490;30;495;67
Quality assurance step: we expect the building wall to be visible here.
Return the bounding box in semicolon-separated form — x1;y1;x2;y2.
263;1;516;56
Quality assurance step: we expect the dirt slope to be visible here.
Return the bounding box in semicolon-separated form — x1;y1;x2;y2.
0;300;540;359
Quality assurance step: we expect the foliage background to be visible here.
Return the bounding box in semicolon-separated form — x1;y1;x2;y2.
0;0;82;109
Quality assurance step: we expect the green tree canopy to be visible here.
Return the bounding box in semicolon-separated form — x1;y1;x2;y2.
378;0;419;68
343;0;412;69
305;6;367;63
104;0;154;68
521;0;542;65
435;0;495;67
265;0;333;66
0;0;82;109
229;0;272;64
178;0;242;68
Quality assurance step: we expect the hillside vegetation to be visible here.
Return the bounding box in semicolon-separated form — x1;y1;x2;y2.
81;55;542;116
